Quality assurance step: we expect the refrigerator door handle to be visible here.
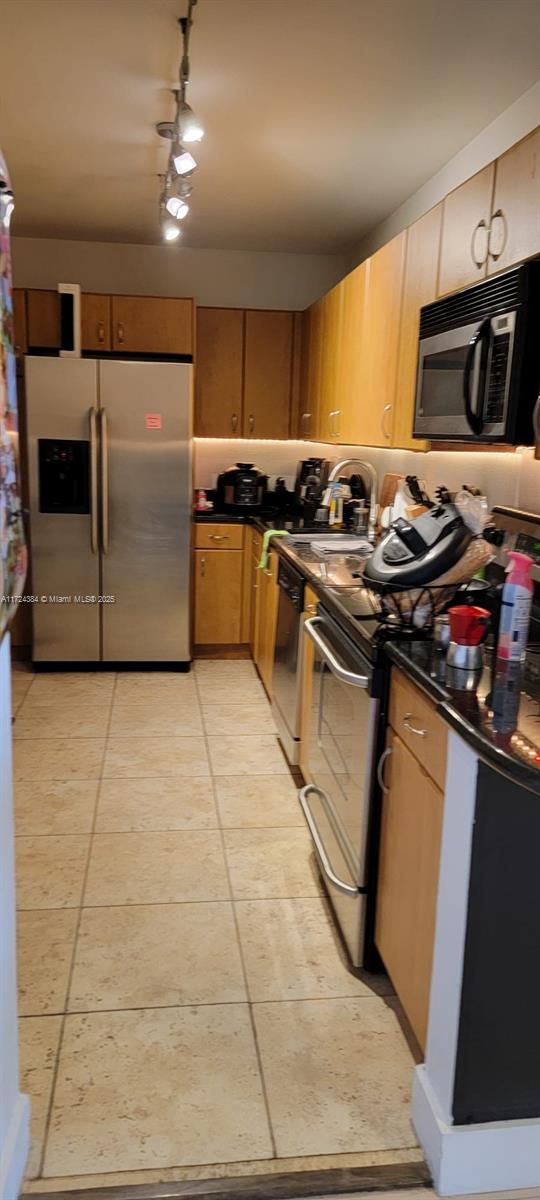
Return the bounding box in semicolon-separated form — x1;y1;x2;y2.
100;407;110;554
89;407;99;555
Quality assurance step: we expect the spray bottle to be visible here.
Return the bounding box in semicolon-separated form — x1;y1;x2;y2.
496;551;533;663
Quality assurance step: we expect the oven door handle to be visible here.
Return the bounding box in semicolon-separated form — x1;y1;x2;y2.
304;616;369;688
299;785;360;897
463;317;492;436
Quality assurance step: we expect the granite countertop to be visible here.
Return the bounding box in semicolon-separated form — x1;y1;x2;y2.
194;510;540;793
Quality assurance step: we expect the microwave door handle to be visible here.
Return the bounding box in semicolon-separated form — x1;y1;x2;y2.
463;318;492;436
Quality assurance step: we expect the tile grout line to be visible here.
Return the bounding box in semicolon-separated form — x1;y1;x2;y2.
36;671;118;1180
195;668;278;1162
20;991;398;1019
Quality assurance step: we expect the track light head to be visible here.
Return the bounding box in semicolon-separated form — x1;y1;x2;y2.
172;144;197;176
162;216;181;242
165;195;189;219
177;100;204;143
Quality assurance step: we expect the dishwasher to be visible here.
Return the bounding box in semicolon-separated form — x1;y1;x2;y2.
272;558;305;764
299;605;384;968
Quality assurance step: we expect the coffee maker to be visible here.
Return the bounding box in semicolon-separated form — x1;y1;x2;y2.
294;458;330;506
216;463;268;513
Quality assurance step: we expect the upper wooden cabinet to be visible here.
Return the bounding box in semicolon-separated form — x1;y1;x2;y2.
111;295;193;356
487;127;540;274
194;307;297;440
352;231;407;447
81;293;111;352
317;283;344;442
12;289;27;366
301;298;321;441
26;289;60;350
336;260;369;443
195;307;244;437
243;310;294;439
393;205;443;452
437;163;495;296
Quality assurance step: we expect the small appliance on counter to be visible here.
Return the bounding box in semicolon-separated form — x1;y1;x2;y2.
216;462;268;513
446;604;491;670
294;457;330;506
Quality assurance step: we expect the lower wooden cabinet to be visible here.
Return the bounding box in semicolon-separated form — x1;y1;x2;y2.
193;547;243;645
253;549;279;697
375;727;444;1051
249;529;263;655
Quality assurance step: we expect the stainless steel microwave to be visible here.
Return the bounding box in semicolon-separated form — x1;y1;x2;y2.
413;262;540;443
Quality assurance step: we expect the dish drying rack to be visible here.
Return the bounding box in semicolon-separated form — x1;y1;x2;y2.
358;580;461;634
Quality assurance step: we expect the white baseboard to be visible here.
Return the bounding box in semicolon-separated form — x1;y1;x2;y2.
412;1066;540;1196
0;1092;30;1200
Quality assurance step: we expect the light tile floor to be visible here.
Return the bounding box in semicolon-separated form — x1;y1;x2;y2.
11;660;421;1189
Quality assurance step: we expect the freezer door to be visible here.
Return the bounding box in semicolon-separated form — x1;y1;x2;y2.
25;357;100;662
99;360;192;662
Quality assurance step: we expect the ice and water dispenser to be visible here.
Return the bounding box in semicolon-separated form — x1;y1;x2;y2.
38;439;90;514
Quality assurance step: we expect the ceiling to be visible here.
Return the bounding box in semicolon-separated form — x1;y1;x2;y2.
1;0;539;253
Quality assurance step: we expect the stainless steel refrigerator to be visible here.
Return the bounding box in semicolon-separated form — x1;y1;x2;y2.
25;356;192;665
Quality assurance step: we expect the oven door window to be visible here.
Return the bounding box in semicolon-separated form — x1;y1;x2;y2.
309;637;378;887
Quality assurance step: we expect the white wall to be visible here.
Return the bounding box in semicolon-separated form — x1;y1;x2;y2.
0;636;30;1200
11;238;347;312
349;80;540;268
194;438;537;513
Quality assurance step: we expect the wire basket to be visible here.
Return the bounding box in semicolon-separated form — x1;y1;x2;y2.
363;580;460;633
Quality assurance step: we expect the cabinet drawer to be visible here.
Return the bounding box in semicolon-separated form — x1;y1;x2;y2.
389;668;448;791
194;523;244;550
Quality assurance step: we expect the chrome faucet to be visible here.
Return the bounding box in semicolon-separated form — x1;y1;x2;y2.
327;458;378;543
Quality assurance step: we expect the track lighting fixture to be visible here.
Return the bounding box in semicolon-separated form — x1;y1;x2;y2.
156;0;203;243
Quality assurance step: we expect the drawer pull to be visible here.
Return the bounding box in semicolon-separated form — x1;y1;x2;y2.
377;746;393;793
209;534;229;542
403;713;426;737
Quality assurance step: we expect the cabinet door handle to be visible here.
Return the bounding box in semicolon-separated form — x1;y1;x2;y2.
403;713;426;737
301;411;311;436
487;208;508;263
248;413;255;434
377;746;393;793
382;403;392;440
200;556;206;576
329;409;341;439
117;323;124;345
231;412;238;433
470;219;489;269
97;322;105;344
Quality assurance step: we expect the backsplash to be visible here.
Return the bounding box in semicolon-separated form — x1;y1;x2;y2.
193;438;538;513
